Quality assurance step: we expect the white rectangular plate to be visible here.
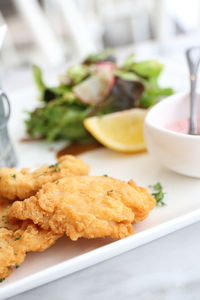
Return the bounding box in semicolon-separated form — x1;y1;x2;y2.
1;82;200;299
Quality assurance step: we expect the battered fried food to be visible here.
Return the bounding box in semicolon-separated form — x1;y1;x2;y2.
128;179;156;222
0;197;20;231
9;176;155;241
0;197;61;280
0;152;157;282
0;155;89;201
0;223;61;280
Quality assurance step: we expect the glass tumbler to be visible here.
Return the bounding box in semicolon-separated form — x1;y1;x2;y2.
0;91;17;167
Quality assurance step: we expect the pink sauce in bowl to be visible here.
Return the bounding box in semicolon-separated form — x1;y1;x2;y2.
165;117;200;134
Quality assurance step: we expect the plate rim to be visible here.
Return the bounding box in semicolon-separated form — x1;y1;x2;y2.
1;208;200;300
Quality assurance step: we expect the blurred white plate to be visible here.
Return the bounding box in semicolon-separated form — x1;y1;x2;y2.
1;68;200;299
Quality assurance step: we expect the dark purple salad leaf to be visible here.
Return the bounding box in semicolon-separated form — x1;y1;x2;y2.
91;77;145;115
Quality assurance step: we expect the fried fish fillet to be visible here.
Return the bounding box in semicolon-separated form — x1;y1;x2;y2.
0;224;61;279
0;155;89;201
0;197;21;231
9;176;155;241
0;198;61;280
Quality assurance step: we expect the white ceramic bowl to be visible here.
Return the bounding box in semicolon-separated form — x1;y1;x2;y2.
144;92;200;178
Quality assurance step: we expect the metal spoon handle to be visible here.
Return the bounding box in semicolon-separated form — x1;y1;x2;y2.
186;47;200;135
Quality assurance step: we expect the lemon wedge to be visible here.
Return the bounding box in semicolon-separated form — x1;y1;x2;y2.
84;108;147;153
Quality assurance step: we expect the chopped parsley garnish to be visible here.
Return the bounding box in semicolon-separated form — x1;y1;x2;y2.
149;182;166;206
49;164;55;168
107;189;113;195
10;174;16;178
36;171;48;177
0;278;5;283
49;163;61;172
13;235;21;241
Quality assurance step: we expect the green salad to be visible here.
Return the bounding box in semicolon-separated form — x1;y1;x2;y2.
25;50;173;142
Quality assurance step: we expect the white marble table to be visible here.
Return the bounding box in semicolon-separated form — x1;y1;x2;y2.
8;221;200;300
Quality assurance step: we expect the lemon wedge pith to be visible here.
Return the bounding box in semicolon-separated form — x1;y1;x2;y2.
84;108;147;153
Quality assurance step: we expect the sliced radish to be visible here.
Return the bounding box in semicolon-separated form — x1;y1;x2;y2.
96;61;116;71
73;62;115;104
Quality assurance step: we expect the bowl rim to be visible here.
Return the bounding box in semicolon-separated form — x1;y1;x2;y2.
144;92;200;140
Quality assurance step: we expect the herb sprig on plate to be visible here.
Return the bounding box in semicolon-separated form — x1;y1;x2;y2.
149;182;166;206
